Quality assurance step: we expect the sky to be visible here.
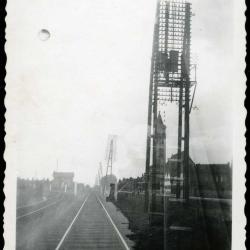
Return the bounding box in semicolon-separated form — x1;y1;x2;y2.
6;0;237;185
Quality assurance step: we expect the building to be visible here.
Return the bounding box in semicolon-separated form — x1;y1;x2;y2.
165;152;195;196
149;113;166;193
190;163;232;199
16;178;51;207
52;171;74;193
117;175;145;193
165;155;232;199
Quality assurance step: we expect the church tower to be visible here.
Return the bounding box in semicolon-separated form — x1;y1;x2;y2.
155;113;166;193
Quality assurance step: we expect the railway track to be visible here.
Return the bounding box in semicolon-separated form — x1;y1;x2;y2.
17;198;63;219
16;193;64;219
54;193;130;250
17;192;131;250
16;195;84;250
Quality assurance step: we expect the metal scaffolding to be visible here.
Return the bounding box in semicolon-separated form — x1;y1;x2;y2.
145;0;196;213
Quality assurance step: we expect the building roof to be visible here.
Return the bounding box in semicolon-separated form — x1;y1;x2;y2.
155;113;166;135
167;152;195;165
166;152;195;176
157;113;165;126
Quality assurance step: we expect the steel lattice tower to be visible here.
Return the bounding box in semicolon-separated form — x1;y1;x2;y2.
106;139;114;177
145;0;196;212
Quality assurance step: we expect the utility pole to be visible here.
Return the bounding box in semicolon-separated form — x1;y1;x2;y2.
176;67;183;199
183;3;191;200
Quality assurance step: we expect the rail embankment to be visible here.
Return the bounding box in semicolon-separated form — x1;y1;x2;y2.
115;192;231;250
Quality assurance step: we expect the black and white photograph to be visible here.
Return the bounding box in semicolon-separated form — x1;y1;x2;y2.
4;0;246;249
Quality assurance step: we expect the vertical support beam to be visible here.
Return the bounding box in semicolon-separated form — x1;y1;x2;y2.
144;74;153;211
151;68;158;214
183;3;191;201
110;139;113;175
183;78;190;201
145;0;160;213
176;72;183;199
150;0;161;215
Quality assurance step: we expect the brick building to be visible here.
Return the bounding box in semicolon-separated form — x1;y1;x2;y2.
165;152;195;196
52;171;74;193
165;154;232;199
190;163;232;199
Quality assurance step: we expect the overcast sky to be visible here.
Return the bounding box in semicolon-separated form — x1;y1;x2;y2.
6;0;237;185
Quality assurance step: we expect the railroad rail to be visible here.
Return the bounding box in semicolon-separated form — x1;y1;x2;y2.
55;194;130;250
17;199;48;210
16;192;131;250
17;199;63;220
16;197;64;219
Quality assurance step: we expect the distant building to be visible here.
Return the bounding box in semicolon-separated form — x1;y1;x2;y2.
16;178;51;207
190;163;232;199
165;154;232;199
165;152;195;196
52;171;74;192
117;175;145;193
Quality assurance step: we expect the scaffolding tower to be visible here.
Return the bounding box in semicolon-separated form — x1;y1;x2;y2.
145;0;196;212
